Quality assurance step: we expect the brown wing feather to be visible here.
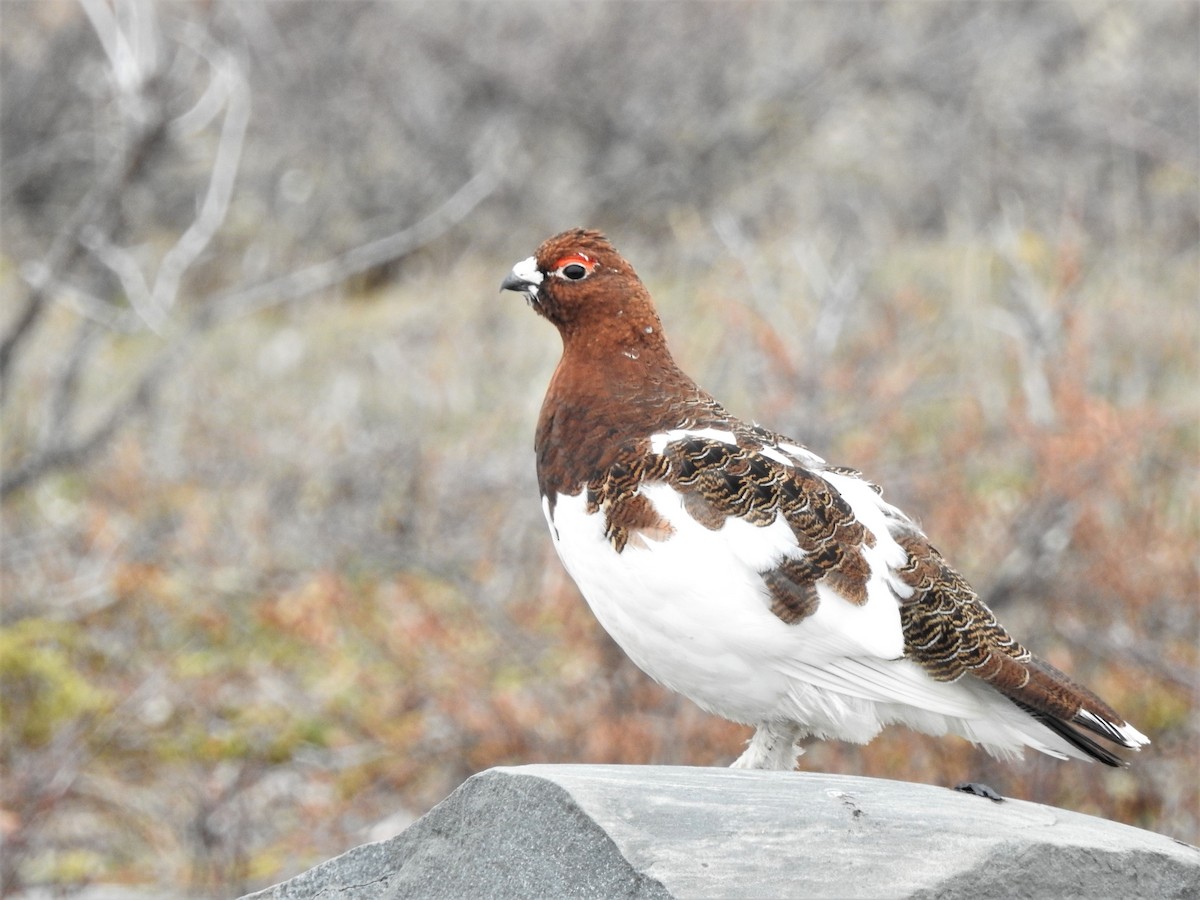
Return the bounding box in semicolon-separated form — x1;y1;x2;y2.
894;532;1139;763
584;433;877;624
664;436;875;616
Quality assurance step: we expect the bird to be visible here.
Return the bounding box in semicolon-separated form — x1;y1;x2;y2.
500;227;1149;770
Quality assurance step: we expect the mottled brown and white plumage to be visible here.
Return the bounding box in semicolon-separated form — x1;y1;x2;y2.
502;227;1149;770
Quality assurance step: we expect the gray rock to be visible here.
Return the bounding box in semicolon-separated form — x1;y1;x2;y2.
241;765;1200;900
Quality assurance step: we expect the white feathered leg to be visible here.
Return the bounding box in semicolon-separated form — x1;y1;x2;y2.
731;721;806;770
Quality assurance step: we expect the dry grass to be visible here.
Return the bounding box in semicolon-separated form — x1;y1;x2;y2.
2;228;1195;893
2;2;1196;894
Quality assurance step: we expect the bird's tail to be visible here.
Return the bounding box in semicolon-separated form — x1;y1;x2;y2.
991;654;1150;767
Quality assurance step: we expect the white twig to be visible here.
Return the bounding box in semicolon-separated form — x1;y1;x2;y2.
206;165;501;323
793;240;860;357
150;28;251;327
78;0;158;112
79;226;159;331
78;13;251;337
988;205;1062;427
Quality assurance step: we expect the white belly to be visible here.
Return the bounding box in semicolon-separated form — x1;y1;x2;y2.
542;482;905;727
544;489;790;722
542;481;1113;763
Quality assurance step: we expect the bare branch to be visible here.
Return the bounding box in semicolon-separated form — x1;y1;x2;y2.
39;319;105;450
78;0;159;107
79;226;159;330
203;164;501;324
3;0;501;499
793;240;863;358
0;118;165;400
986;205;1064;427
149;24;251;328
20;275;145;334
1;347;174;499
0;1;170;401
2;163;499;498
69;12;251;337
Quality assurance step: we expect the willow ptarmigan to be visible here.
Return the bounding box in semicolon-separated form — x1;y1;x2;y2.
501;227;1149;770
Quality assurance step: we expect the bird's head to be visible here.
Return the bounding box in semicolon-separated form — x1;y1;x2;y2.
500;228;662;345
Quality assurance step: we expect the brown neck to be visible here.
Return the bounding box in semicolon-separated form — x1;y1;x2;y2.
536;329;723;501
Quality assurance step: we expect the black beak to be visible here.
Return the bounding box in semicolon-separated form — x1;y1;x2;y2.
501;256;543;304
500;273;533;293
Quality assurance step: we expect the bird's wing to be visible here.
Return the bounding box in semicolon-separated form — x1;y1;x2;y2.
623;427;1146;758
893;533;1149;756
596;426;918;664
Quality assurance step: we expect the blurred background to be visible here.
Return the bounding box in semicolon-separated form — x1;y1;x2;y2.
1;0;1197;895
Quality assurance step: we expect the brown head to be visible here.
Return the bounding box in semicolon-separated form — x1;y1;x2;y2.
500;228;667;358
503;229;725;498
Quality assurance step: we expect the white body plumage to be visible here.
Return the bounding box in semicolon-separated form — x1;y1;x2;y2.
542;429;1115;768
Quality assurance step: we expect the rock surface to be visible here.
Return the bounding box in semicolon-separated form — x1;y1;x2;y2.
241;764;1200;900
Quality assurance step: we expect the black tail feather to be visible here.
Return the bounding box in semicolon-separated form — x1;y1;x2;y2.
1012;700;1126;767
1071;706;1140;747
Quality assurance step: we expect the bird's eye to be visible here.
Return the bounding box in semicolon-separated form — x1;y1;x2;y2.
551;254;595;282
